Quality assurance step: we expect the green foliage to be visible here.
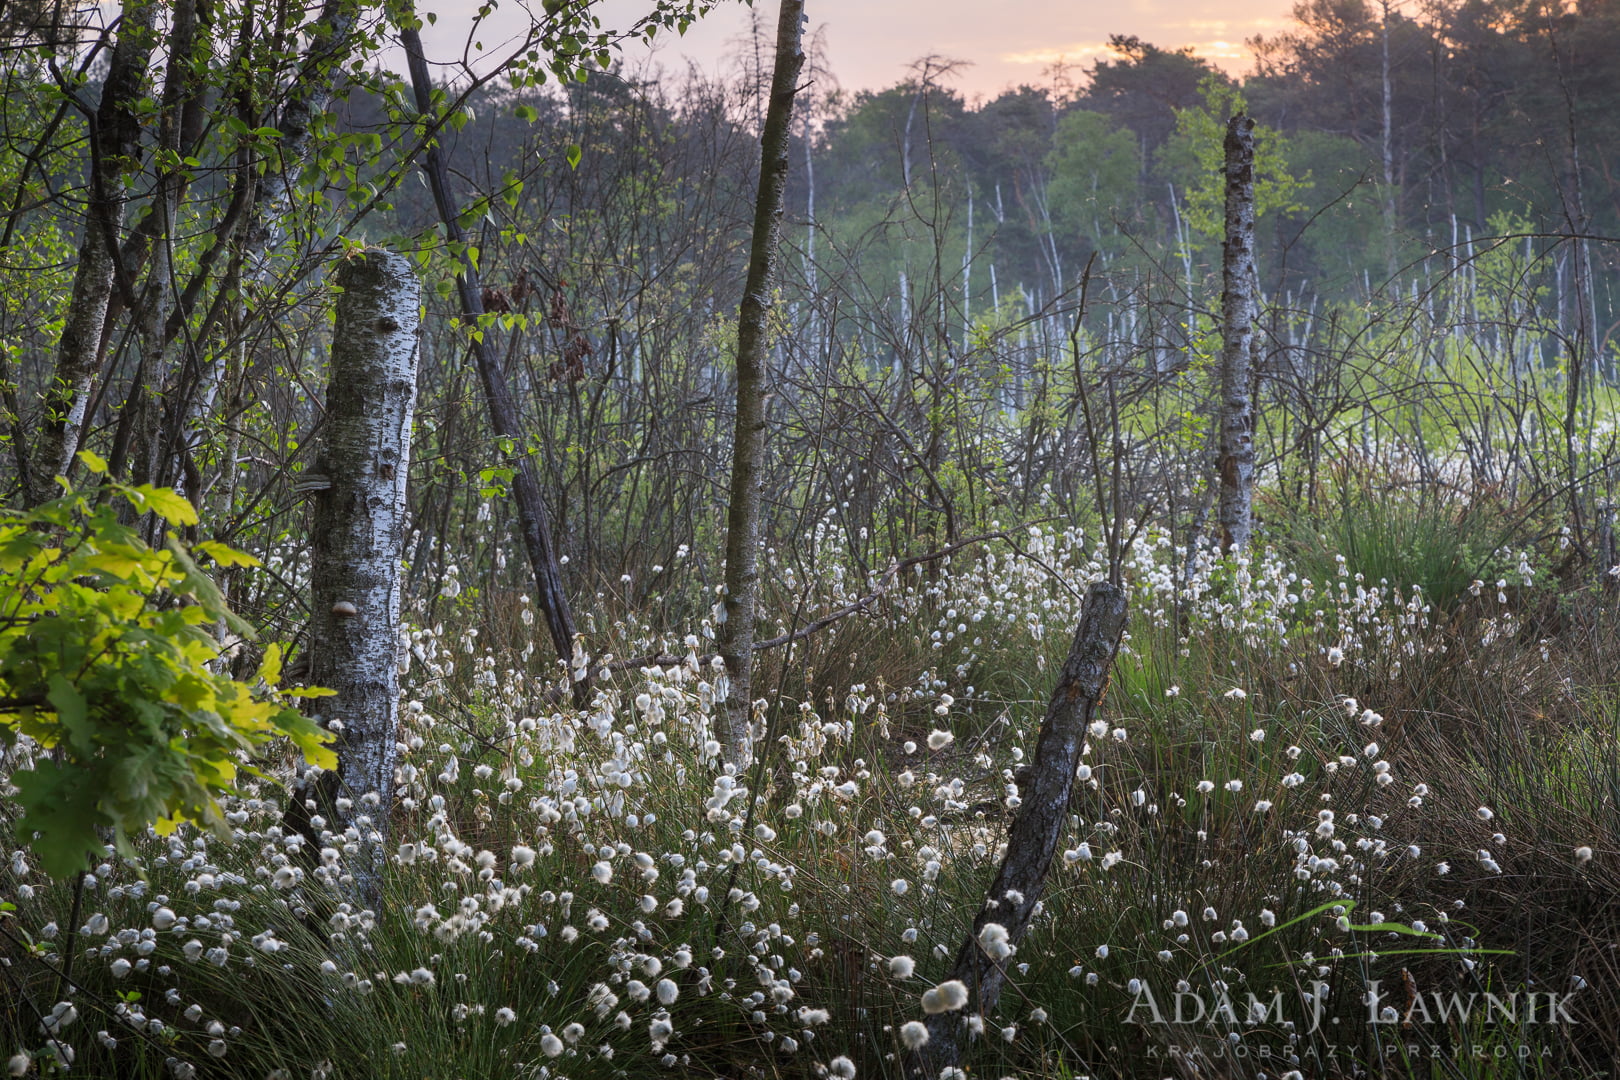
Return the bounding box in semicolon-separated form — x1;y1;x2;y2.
1046;110;1140;256
1278;483;1514;613
0;453;334;878
1160;74;1309;245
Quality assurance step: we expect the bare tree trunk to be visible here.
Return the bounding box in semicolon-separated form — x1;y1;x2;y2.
716;0;806;764
161;0;362;497
912;581;1128;1075
1216;114;1257;553
304;250;420;903
27;0;158;504
1380;0;1399;281
398;6;586;706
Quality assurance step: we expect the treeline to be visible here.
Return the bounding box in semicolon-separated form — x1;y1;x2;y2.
0;0;1614;599
363;0;1620;386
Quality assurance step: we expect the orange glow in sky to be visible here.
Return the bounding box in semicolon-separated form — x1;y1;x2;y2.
420;0;1301;99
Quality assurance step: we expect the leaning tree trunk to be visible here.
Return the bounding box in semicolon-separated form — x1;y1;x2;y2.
716;0;806;764
1216;114;1257;553
910;581;1127;1075
398;6;586;707
302;250;420;903
26;0;158;505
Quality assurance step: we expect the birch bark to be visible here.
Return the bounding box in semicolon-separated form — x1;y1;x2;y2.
1216;114;1257;553
306;250;420;900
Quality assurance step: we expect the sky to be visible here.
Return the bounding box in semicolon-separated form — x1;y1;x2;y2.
417;0;1304;102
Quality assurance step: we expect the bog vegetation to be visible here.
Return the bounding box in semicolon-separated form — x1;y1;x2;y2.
0;0;1617;1077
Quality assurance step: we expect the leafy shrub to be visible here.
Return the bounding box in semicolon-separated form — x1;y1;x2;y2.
0;453;333;877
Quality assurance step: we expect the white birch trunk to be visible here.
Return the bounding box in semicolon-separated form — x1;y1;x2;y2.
306;250;420;901
1216;115;1257;552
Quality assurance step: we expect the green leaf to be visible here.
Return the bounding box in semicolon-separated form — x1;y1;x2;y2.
77;449;109;475
566;143;582;170
257;642;285;688
193;540;262;568
45;674;88;746
128;485;200;526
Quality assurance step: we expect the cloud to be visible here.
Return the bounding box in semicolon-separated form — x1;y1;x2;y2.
1000;42;1115;66
1001;16;1291;75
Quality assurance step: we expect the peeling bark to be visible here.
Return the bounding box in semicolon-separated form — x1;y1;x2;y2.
305;250;420;901
1216;114;1257;553
716;0;805;764
912;581;1128;1075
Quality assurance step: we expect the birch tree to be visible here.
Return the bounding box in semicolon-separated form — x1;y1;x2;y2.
302;250;420;900
26;0;158;505
716;0;805;763
1216;114;1257;552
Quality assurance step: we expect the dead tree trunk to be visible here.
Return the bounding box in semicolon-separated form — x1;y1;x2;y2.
304;250;420;901
1216;114;1257;553
398;7;585;706
26;0;158;505
912;580;1128;1075
716;0;805;763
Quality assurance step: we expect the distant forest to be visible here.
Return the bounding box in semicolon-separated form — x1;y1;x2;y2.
350;0;1620;371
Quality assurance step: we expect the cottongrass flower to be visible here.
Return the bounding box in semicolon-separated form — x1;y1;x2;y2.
926;729;954;751
977;923;1014;961
494;1008;516;1026
1576;846;1594;863
591;861;613;883
921;979;969;1014
899;1021;929;1049
828;1056;856;1079
1476;806;1494;821
889;955;916;979
540;1033;564;1057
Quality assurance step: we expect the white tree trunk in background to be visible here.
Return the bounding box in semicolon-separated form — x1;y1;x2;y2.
1217;115;1257;553
307;250;420;900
